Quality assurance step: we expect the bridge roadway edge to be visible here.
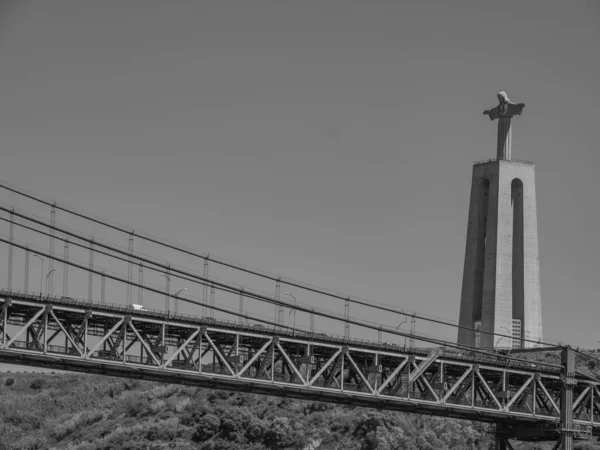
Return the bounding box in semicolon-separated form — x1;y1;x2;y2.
0;291;564;374
1;292;596;446
2;351;589;447
0;351;557;428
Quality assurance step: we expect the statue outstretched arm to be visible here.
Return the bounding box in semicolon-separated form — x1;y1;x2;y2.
483;105;502;121
505;102;525;117
483;102;524;121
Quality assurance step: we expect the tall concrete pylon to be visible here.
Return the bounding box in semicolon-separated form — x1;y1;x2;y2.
457;92;543;349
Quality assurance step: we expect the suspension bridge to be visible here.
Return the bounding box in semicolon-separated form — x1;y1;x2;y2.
0;181;597;450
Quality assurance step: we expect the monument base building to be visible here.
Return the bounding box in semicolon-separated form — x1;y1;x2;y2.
457;92;543;349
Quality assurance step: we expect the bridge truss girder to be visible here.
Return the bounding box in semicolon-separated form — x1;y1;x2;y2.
0;294;598;446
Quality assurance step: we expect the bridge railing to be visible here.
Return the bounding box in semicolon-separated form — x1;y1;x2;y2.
0;289;562;374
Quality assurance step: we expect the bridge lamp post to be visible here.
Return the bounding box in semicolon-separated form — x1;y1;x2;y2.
173;288;187;315
284;293;297;335
159;272;171;315
160;271;187;316
498;326;512;349
396;318;408;349
45;268;57;297
33;254;44;296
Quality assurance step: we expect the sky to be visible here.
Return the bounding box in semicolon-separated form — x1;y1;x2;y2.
0;0;599;371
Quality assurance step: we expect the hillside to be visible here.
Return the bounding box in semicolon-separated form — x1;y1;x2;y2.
0;370;598;450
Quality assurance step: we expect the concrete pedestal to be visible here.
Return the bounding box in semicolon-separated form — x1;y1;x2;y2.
457;159;542;348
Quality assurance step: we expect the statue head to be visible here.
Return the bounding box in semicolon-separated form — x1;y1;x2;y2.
497;91;510;104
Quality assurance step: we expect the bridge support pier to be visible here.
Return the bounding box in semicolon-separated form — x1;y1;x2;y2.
495;347;576;449
494;437;513;450
559;346;575;450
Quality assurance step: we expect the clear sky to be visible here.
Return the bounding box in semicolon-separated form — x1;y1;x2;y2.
0;0;599;372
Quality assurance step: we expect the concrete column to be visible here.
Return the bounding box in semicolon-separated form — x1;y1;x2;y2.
458;169;490;346
480;168;500;348
521;167;543;345
490;166;515;347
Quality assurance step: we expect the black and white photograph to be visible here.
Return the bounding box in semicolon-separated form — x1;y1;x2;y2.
0;1;598;448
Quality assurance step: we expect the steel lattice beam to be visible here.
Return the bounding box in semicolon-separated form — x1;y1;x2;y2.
0;292;598;439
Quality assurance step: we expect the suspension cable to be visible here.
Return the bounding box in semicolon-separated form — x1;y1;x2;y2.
0;204;560;350
0;181;515;338
0;236;564;370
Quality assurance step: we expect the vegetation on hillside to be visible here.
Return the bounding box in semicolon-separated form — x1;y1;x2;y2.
0;367;598;449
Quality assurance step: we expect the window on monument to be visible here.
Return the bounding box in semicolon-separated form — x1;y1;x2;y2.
474;321;481;348
511;319;522;348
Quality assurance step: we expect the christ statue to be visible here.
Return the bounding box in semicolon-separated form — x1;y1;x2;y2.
483;91;525;160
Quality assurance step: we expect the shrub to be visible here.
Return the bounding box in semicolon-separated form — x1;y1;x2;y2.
207;390;229;404
125;397;148;417
10;434;46;450
107;382;124;398
153;384;180;399
52;410;104;441
574;442;600;450
145;426;177;442
30;378;48;390
4;378;15;386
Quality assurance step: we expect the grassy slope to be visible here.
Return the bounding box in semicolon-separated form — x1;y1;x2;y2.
0;353;598;450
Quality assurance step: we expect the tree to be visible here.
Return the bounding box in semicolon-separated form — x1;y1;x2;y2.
193;414;221;442
264;417;294;449
245;418;268;443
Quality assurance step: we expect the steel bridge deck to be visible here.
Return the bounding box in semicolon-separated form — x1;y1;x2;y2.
0;290;598;439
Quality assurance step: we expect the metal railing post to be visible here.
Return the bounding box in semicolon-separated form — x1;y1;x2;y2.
138;263;143;305
24;246;29;292
239;290;244;325
63;240;69;297
344;297;350;338
164;267;171;314
7;209;14;290
101;270;106;304
88;239;94;302
409;314;416;349
127;232;134;306
203;257;209;317
275;279;281;325
210;284;215;318
48;205;56;295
